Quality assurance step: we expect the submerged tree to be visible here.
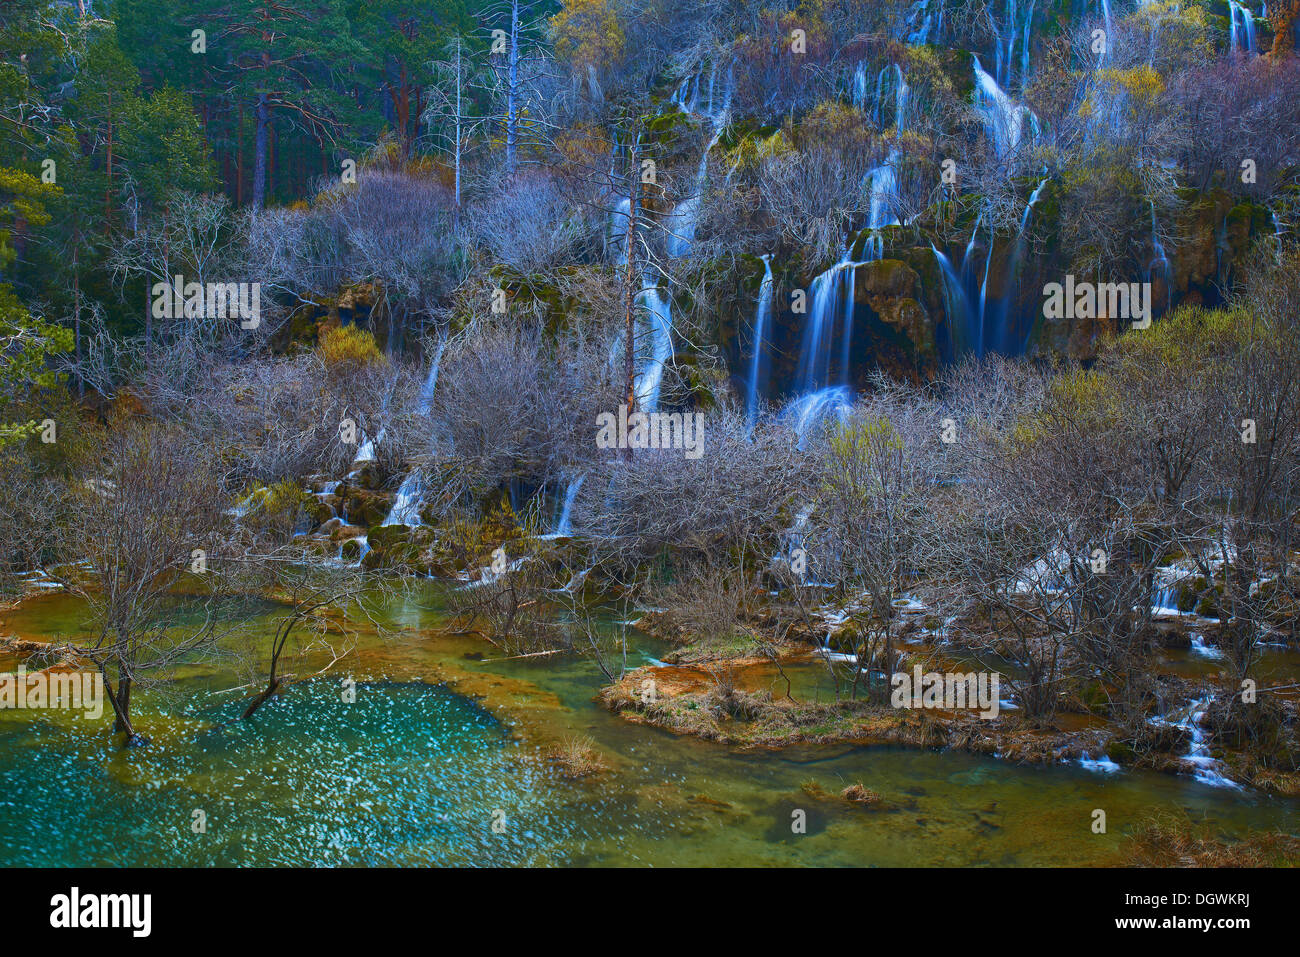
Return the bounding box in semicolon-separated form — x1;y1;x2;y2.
42;419;234;742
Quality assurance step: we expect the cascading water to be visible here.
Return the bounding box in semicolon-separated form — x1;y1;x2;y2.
973;56;1035;159
634;276;674;412
1147;201;1173;312
1172;697;1241;789
779;65;910;435
794;254;857;395
783;386;853;445
992;0;1036;89
933;174;1048;359
384;480;423;528
746;255;774;424
666;62;733;258
932;244;975;355
382;339;446;527
1229;2;1258;55
865;65;907;233
1100;0;1113;65
608;196;631;258
851;62;868;110
1021;0;1036;80
553;473;586;537
905;0;940;44
998;175;1049;352
995;0;1017;89
666;117;726;257
414;337;445;416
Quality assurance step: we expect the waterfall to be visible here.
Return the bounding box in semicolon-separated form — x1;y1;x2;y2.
935;178;1046;359
868;63;908;132
977;177;1046;354
553;473;586;536
932;245;976;355
746;255;774;424
415;336;446;416
906;0;937;44
1021;0;1036;81
1100;0;1113;64
867;159;899;232
794;254;856;394
669;71;700;113
380;340;446;527
666;62;732;258
999;175;1049;352
352;426;387;467
783;386;853;443
973;56;1034;159
1173;697;1241;789
977;217;996;356
992;0;1036;89
634;276;673;412
780;66;906;434
608;196;631;258
997;0;1018;88
1229;2;1257;54
666;115;726;257
865;65;906;230
384;474;424;527
1147;201;1173;312
851;62;868;109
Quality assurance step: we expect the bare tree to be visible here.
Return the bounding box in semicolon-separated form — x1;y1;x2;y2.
41;419;235;743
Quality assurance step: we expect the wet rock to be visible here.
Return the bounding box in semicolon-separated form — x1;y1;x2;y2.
339;486;394;527
330;522;364;542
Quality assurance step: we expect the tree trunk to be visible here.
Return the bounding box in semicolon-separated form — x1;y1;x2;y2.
252;92;270;211
103;97;113;227
242;676;287;720
101;664;137;739
505;0;520;174
72;242;82;398
1271;3;1299;56
236;101;244;206
621;144;640;458
397;64;411;156
453;44;462;232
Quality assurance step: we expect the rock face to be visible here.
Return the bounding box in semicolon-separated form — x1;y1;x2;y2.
706;188;1270;404
338;484;394;528
363;523;425;570
848;258;938;380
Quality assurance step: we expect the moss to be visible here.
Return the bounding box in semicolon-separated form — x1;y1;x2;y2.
1106;738;1135;763
1175;577;1205;613
1196;581;1224;619
365;523;421;568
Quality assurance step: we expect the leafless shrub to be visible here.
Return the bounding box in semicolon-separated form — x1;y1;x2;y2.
414;320;615;514
571;409;811;574
468;171;592;272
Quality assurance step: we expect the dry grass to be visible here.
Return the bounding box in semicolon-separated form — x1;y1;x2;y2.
547;735;609;780
1124;810;1300;867
840;783;884;807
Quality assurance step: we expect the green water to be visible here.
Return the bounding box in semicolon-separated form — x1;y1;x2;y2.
2;587;1297;867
